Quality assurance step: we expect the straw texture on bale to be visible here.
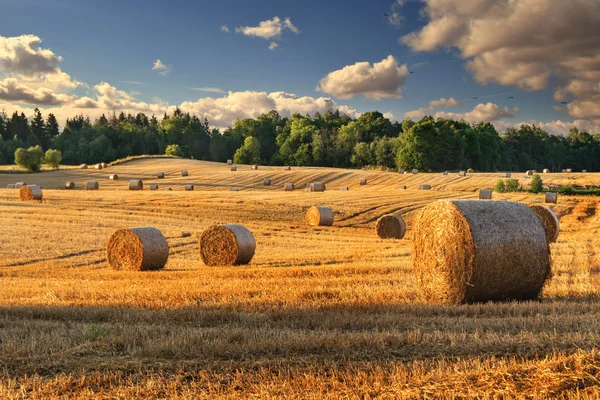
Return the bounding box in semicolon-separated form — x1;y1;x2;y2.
95;164;103;170
182;170;188;177
80;164;88;169
305;206;333;226
65;181;75;189
309;182;326;192
109;174;118;181
129;180;143;190
412;169;419;174
284;183;294;191
19;184;43;201
398;185;407;190
545;192;558;204
359;178;367;185
15;182;26;189
376;214;406;239
149;184;158;190
227;159;233;165
529;205;560;243
185;184;194;191
7;184;15;189
479;189;492;200
199;224;256;266
506;172;512;177
467;168;474;173
86;181;99;190
418;184;431;190
231;166;237;171
412;200;551;304
340;186;349;191
543;169;550;173
157;172;164;179
106;227;169;271
458;171;466;177
264;178;271;186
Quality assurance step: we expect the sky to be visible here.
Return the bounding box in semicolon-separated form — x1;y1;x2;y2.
0;0;599;135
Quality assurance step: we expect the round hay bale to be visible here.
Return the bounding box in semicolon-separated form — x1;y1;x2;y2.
95;164;103;170
129;180;143;190
182;170;188;177
458;171;466;177
529;205;560;243
109;174;118;181
251;165;258;170
65;181;75;189
467;168;474;173
19;184;43;201
199;224;256;266
106;227;169;271
340;186;349;191
505;172;512;178
443;171;449;176
149;184;158;190
15;182;26;189
157;172;165;179
185;184;194;191
566;168;572;173
561;169;567;173
227;159;233;165
7;184;15;189
418;184;431;190
526;170;534;176
86;181;99;190
479;189;492;200
376;214;406;239
101;163;108;168
264;178;272;186
284;183;294;191
412;169;419;174
80;164;88;169
398;168;405;174
398;185;407;190
305;206;333;226
359;178;367;186
412;200;551;304
403;171;409;174
583;169;587;173
231;166;237;171
545;192;558;204
543;169;550;173
310;182;326;192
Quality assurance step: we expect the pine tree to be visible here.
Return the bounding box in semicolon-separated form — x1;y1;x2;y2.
46;113;60;139
31;108;50;149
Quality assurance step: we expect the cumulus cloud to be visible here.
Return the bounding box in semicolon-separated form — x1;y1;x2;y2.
434;102;516;122
220;24;230;33
317;55;409;100
0;34;63;76
405;96;462;119
235;16;299;49
0;77;76;105
268;42;278;51
152;59;170;75
399;0;600;120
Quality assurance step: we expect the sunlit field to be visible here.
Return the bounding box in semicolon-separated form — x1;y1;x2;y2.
1;158;600;398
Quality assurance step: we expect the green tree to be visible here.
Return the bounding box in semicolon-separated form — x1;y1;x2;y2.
233;136;261;165
165;144;182;157
44;149;62;169
46;113;60;140
14;145;44;171
505;179;520;193
350;142;373;167
494;179;506;193
31;108;51;150
530;173;543;193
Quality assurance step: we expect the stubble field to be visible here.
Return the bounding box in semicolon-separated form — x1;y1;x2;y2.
0;158;599;399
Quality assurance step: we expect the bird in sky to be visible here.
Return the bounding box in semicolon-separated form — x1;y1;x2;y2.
508;96;514;99
383;13;389;17
561;101;569;104
472;97;479;100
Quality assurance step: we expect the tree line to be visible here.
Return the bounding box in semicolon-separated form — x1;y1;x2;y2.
1;107;599;172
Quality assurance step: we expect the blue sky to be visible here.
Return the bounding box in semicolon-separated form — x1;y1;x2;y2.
1;0;599;134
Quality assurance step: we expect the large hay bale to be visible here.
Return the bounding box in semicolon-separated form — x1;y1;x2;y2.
412;200;551;304
412;169;419;174
15;182;26;189
543;169;550;173
7;184;15;189
467;168;474;173
185;184;194;191
86;181;99;190
149;184;158;190
157;172;165;179
376;214;406;239
95;163;103;170
529;205;560;243
310;182;326;192
106;227;169;271
264;178;272;186
129;180;143;190
80;164;88;169
545;192;558;204
19;184;43;201
418;184;431;190
231;166;237;171
65;181;75;189
479;189;492;200
109;174;118;181
398;185;407;190
340;186;349;191
359;178;367;186
199;224;256;266
284;183;294;191
506;172;512;178
227;159;233;165
182;170;189;177
305;206;333;226
458;171;466;177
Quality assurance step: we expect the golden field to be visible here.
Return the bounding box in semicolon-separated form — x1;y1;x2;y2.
1;158;600;399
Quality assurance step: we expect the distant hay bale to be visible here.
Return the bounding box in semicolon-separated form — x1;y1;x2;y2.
412;169;419;174
65;181;75;189
398;185;407;190
545;192;558;204
109;174;118;180
443;171;448;176
86;181;99;190
231;188;239;192
543;169;550;173
506;172;512;178
458;171;466;177
561;169;567;173
285;166;291;171
529;205;560;243
479;189;492;200
305;206;333;226
412;200;551;305
182;170;188;177
251;165;258;170
526;170;534;176
185;184;194;191
101;163;108;168
582;169;587;173
359;178;367;185
129;180;143;190
264;178;271;186
7;184;15;189
305;187;312;192
376;214;406;239
80;164;88;169
566;168;572;173
467;168;474;173
95;164;103;170
199;224;256;266
310;182;326;192
231;166;237;171
15;182;26;189
162;187;172;191
19;184;43;201
284;183;294;191
398;168;405;174
418;184;431;190
106;227;169;271
149;184;158;190
227;159;233;165
157;172;165;179
340;186;349;191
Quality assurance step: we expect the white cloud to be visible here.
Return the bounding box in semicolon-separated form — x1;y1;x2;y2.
220;24;230;33
0;77;76;105
235;16;300;40
152;59;170;76
317;55;409;100
405;96;462;119
189;87;226;94
0;34;62;76
434;102;516;122
268;42;279;51
493;118;600;136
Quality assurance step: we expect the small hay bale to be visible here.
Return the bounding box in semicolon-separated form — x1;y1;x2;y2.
7;184;15;189
95;163;103;170
529;205;560;243
398;168;405;174
182;170;189;177
543;169;550;173
157;172;165;179
506;172;512;178
15;182;26;189
526;170;534;176
149;184;158;190
86;181;99;190
199;224;256;266
479;189;492;200
109;174;118;181
340;186;349;191
376;214;406;239
566;168;572;173
359;178;367;186
19;184;43;201
80;164;88;169
412;200;551;304
467;168;474;173
227;159;233;165
185;184;194;191
231;166;237;171
458;171;466;177
251;165;258;170
65;181;75;189
101;163;108;168
545;192;558;204
412;169;419;174
403;171;409;174
583;169;587;173
284;183;294;191
106;227;169;271
398;185;407;190
305;206;333;226
418;184;431;190
561;169;567;173
264;178;272;186
443;171;449;176
285;166;291;171
162;187;172;191
310;182;326;192
129;180;143;190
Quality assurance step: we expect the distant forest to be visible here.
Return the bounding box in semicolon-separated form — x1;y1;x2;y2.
1;108;599;172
